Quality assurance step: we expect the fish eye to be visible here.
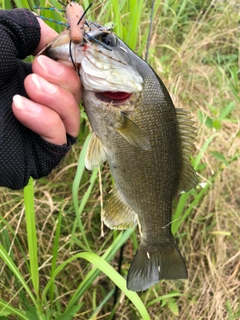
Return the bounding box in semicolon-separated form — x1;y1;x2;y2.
101;34;118;47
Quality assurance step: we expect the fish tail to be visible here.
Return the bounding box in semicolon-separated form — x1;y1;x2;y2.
127;243;188;292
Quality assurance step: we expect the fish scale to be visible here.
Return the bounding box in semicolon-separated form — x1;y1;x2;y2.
47;22;197;292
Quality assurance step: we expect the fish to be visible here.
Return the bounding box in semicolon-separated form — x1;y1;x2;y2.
47;22;197;292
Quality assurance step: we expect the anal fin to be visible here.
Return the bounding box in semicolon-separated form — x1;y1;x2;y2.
103;187;138;230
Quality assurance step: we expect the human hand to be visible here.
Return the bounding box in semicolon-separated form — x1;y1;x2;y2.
12;18;81;145
0;9;81;189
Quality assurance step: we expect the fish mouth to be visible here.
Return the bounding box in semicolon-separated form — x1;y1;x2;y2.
95;91;132;104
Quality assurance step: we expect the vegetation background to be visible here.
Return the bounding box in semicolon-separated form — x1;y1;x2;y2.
0;0;239;319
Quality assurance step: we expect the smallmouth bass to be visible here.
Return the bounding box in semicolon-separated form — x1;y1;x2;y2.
47;23;197;292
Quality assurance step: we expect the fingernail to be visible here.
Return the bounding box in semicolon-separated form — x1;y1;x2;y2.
32;74;57;94
13;95;24;110
38;55;64;76
13;95;42;114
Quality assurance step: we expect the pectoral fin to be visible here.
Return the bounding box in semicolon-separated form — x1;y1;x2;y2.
85;132;107;170
103;187;138;230
176;108;198;192
115;113;151;151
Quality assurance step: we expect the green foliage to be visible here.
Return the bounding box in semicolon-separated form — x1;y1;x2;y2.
24;178;39;305
0;0;239;319
198;101;236;130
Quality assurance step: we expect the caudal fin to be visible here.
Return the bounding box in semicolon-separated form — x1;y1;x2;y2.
127;244;188;292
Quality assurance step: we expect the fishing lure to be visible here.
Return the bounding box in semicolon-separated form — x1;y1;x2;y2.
65;1;88;44
35;1;91;44
36;1;125;68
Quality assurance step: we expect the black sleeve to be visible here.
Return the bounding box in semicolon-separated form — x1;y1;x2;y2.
0;9;77;190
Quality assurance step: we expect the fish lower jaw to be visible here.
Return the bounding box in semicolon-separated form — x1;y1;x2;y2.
95;91;132;105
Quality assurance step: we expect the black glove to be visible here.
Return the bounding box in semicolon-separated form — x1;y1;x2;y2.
0;9;76;190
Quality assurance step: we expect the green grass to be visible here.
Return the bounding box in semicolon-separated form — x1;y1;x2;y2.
0;0;239;319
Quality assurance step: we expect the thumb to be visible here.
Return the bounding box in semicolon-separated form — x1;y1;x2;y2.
33;15;58;56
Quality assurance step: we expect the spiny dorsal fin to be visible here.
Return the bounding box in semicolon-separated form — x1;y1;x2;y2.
176;108;198;192
103;187;138;230
115;113;151;151
85;132;107;170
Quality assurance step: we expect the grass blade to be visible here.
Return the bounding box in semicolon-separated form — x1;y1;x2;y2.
89;288;115;319
194;133;218;170
23;178;39;302
0;300;28;320
44;251;150;320
146;291;183;308
49;229;134;311
72;133;95;250
55;304;84;320
80;252;150;320
0;244;36;306
49;209;62;305
172;183;211;235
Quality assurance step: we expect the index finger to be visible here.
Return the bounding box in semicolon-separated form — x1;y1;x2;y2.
32;55;81;104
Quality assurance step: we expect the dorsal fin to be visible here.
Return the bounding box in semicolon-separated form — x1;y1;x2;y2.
176;109;198;192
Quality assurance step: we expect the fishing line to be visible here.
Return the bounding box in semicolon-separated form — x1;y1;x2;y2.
69;39;78;74
69;40;81;77
36;16;69;27
33;6;65;12
112;242;125;320
77;3;92;25
58;0;66;7
67;3;93;76
162;217;181;228
85;34;113;51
